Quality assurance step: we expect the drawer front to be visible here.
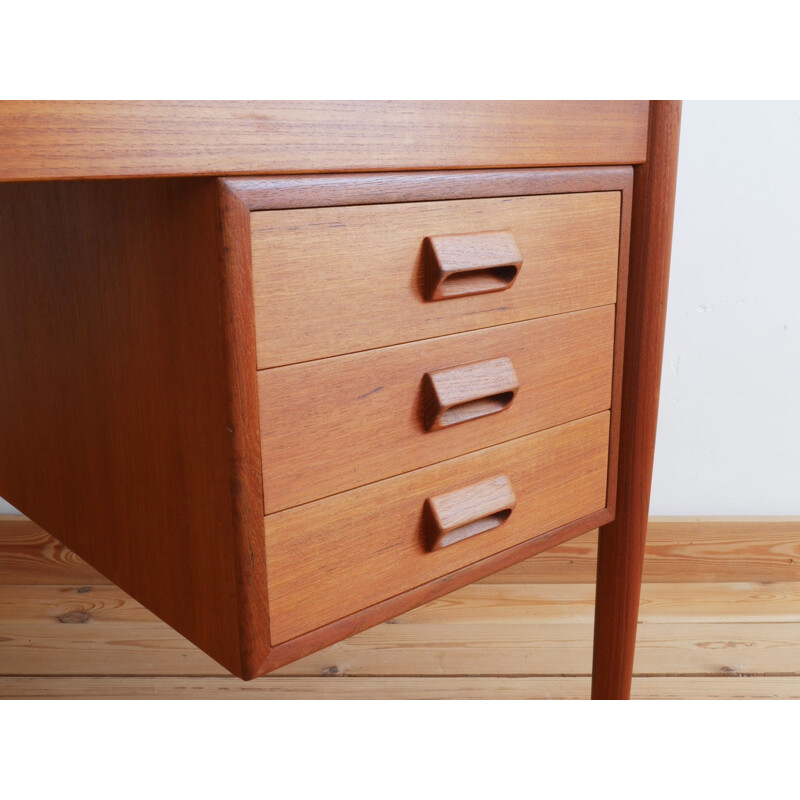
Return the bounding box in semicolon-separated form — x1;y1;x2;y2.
260;305;615;512
252;192;621;368
264;411;610;643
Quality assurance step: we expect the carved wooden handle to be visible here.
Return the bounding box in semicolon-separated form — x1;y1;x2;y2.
422;356;519;431
425;475;516;550
424;230;522;301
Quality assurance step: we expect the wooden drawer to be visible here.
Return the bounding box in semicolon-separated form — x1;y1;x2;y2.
251;191;621;368
264;411;610;643
260;305;615;512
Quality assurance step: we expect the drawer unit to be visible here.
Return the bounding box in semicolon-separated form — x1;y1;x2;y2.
245;167;633;660
266;412;611;643
1;159;643;681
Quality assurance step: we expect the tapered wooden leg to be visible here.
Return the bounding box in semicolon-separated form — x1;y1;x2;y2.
591;101;682;699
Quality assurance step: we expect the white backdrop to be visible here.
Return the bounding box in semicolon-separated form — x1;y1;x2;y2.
650;100;800;514
2;101;798;516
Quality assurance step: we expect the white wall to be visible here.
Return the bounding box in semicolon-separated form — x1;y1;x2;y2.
651;101;800;514
2;102;798;517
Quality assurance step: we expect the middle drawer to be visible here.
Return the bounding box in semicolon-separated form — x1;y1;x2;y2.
260;304;615;512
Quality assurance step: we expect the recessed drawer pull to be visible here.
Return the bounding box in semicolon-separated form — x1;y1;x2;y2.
423;356;519;431
424;230;522;301
425;475;517;550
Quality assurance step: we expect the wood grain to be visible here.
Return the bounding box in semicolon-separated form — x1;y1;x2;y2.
0;517;99;584
6;580;800;678
216;183;272;677
228;510;603;673
604;164;633;518
592;101;683;700
4;580;800;629
260;306;615;511
423;356;519;432
265;413;610;644
251;191;623;367
256;623;800;678
0;101;649;182
4;675;800;700
0;675;597;699
482;520;800;585
0;179;268;678
398;581;800;625
6;516;800;587
3;516;800;698
424;230;522;301
225;166;634;211
425;474;517;550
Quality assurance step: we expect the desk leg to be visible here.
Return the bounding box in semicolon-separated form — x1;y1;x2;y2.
591;101;682;699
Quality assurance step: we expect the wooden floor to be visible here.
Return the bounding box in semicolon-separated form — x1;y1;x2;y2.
1;515;800;699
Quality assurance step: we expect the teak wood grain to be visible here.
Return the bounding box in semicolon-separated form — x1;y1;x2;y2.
264;412;610;644
223;165;634;210
225;166;633;211
259;306;616;511
425;474;517;550
250;190;623;368
216;182;272;675
0;179;268;679
592;101;683;700
423;230;522;301
422;356;520;432
0;101;649;181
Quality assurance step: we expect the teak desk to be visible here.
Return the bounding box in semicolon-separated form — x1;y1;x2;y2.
0;101;680;697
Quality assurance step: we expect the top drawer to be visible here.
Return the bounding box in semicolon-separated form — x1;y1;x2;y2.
251;191;621;368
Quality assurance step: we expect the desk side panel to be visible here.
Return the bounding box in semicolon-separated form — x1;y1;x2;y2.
0;178;266;677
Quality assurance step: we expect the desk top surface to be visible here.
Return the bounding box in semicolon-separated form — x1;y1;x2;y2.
0;100;649;182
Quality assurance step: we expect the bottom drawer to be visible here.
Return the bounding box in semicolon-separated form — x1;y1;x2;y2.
265;411;610;643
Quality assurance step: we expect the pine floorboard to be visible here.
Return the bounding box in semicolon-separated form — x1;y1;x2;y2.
1;515;799;699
